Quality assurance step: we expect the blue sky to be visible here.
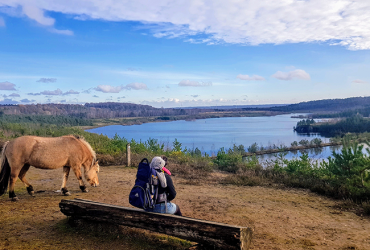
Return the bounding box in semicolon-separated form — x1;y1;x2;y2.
0;1;370;108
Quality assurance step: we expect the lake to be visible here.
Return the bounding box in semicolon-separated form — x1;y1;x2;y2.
86;114;335;158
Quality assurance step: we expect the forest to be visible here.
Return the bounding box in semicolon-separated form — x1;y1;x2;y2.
295;114;370;136
0;103;214;119
266;96;370;112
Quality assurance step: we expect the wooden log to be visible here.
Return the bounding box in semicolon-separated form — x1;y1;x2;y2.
59;199;253;250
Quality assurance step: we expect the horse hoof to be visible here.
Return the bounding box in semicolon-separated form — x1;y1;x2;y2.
11;197;19;202
64;192;72;196
82;189;89;193
29;191;35;197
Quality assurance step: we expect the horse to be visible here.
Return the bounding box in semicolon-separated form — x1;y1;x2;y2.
0;135;100;201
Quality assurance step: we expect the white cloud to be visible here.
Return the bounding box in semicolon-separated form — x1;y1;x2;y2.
49;28;73;36
94;83;148;93
1;1;370;49
0;81;16;90
22;4;54;26
142;98;257;108
27;92;41;96
179;80;212;87
0;98;18;104
82;88;92;94
110;69;209;81
20;98;35;103
37;78;57;83
352;79;368;84
40;88;63;95
0;3;72;35
237;74;265;81
95;85;124;93
8;93;20;97
272;69;311;81
126;82;147;90
63;90;79;95
0;16;5;27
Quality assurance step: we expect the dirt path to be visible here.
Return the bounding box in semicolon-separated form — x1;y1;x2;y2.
1;166;369;250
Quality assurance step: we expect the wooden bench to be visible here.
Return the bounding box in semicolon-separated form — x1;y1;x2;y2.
59;199;253;250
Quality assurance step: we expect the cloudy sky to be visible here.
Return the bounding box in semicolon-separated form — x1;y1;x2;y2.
0;0;369;108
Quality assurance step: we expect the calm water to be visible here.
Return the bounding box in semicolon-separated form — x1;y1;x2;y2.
87;114;333;158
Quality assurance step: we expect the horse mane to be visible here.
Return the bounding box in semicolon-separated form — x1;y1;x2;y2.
69;135;96;161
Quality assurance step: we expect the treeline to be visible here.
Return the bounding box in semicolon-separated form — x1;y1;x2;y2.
266;96;370;112
0;114;92;126
310;106;370;119
0;102;212;119
295;115;370;136
294;119;316;133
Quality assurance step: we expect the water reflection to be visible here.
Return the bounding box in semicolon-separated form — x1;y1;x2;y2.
254;143;369;163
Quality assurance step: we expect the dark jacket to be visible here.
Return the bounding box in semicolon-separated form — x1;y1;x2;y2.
157;173;176;202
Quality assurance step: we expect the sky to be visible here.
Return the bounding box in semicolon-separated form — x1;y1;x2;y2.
0;0;370;108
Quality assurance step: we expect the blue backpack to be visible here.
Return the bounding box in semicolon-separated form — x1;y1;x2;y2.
129;158;159;209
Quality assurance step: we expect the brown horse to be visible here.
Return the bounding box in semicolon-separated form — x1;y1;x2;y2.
0;135;100;201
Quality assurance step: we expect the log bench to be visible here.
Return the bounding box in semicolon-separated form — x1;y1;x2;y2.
59;198;253;250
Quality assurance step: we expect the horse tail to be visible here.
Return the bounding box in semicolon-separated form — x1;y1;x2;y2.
0;141;10;196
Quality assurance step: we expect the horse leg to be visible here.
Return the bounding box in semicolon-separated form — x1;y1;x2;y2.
72;167;89;193
9;169;21;201
61;166;71;196
18;164;34;196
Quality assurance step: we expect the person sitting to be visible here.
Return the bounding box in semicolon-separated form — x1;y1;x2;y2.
145;156;182;216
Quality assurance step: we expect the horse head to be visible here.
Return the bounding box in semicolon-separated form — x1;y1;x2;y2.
85;160;100;187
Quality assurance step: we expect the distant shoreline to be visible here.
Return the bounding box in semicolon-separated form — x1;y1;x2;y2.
82;110;285;130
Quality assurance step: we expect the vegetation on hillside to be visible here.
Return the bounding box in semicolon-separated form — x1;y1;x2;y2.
267;96;370;112
0;113;93;126
311;106;370;119
295;114;370;136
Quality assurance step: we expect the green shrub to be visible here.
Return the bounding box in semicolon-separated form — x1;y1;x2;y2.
362;201;370;216
213;148;242;173
247;142;259;153
299;139;310;146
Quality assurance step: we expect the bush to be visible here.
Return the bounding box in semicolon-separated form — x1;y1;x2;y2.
247;142;259;153
213;148;242;173
291;141;298;147
362;201;370;216
299;139;310;146
310;138;322;146
172;138;182;152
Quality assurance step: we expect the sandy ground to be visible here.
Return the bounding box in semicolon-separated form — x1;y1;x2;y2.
0;166;369;250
